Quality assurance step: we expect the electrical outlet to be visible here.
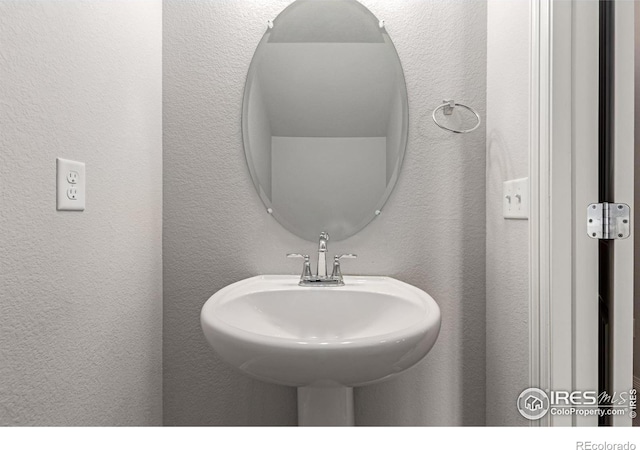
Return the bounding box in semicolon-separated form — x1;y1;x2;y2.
67;171;79;184
503;177;528;220
67;187;78;200
57;158;85;211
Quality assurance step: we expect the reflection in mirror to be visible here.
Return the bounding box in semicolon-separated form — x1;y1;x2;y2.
243;0;408;241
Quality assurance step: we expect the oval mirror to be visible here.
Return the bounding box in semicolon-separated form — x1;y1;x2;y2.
243;0;408;241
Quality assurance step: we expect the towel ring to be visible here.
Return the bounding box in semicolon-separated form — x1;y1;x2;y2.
432;100;481;134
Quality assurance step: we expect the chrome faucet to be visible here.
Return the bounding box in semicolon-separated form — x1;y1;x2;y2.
287;231;357;286
317;231;329;278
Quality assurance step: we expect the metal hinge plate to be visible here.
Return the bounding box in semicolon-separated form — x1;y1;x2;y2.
587;203;631;239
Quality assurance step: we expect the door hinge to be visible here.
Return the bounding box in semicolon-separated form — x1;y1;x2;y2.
587;203;631;239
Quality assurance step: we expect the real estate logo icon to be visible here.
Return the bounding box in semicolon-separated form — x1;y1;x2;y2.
517;388;550;420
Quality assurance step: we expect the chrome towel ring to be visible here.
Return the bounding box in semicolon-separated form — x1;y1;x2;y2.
432;99;481;134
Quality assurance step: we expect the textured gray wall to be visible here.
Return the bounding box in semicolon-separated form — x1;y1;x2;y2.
164;0;487;426
485;0;530;426
0;0;163;425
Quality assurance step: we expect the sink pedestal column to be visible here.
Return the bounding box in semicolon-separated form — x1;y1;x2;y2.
297;386;354;426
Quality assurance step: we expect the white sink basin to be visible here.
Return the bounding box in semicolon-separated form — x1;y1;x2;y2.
201;275;440;389
201;275;440;426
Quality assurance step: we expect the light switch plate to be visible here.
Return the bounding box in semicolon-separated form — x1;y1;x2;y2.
503;177;528;220
57;158;85;211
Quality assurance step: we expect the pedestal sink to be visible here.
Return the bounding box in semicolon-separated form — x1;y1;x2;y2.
200;275;441;426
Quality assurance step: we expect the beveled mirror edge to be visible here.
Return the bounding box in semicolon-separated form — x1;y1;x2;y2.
240;0;410;242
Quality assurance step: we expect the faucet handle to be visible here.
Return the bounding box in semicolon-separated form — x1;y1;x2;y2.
287;253;312;280
335;253;357;260
331;254;357;280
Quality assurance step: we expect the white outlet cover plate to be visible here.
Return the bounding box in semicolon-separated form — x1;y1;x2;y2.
57;158;85;211
503;177;528;220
